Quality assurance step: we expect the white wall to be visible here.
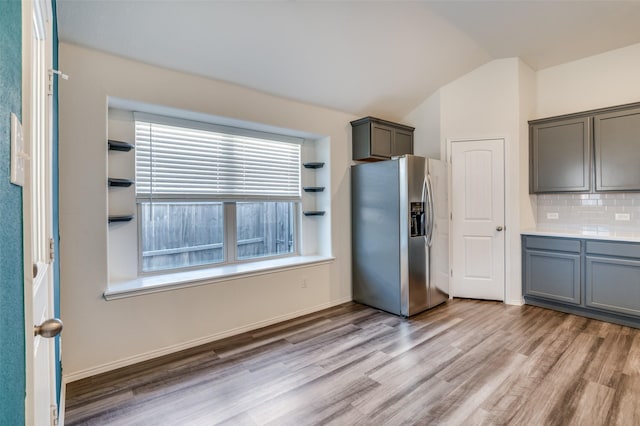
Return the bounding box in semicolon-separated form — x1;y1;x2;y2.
518;60;537;229
403;91;441;159
59;43;356;379
439;58;529;305
537;42;640;118
405;58;536;305
440;59;520;141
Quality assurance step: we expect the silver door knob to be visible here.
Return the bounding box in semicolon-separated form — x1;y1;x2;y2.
34;318;63;338
496;225;504;232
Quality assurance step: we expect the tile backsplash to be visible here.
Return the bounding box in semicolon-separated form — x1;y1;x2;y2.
537;193;640;232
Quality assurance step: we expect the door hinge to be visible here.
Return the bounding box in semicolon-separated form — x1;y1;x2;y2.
451;269;453;277
49;237;55;263
47;71;53;96
51;405;58;426
48;69;69;96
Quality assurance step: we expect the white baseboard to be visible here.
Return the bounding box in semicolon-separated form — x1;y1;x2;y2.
62;297;352;384
505;298;524;306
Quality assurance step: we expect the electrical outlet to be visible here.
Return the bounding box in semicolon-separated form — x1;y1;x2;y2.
546;212;559;220
615;213;630;221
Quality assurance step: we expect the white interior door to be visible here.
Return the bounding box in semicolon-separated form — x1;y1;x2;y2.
450;139;505;301
23;1;60;425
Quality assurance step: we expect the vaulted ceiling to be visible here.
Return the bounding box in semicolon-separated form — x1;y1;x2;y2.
57;1;640;120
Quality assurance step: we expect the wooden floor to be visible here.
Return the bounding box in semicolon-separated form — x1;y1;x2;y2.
64;299;640;425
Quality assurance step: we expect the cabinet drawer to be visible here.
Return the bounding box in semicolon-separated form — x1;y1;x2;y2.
524;236;581;253
524;250;581;305
586;255;640;316
586;240;640;259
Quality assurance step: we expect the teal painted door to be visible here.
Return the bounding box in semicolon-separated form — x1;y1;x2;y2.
0;1;26;424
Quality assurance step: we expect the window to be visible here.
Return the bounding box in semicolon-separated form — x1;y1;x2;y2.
139;201;225;272
135;115;301;273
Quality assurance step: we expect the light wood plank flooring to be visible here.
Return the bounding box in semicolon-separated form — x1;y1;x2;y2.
64;299;640;425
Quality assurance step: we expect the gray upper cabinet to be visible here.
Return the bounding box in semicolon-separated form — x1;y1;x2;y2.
530;117;591;193
594;107;640;191
530;101;640;194
351;117;414;161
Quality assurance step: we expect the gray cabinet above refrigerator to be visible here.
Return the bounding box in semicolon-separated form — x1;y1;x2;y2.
351;116;414;161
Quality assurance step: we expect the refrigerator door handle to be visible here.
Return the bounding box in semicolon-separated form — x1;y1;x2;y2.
421;177;428;245
426;175;435;247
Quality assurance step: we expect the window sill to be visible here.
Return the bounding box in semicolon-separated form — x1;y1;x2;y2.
103;255;335;301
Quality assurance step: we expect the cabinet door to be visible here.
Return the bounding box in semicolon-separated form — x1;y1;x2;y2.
594;107;640;191
586;255;640;316
524;249;581;304
530;117;591;193
393;128;413;157
370;123;393;158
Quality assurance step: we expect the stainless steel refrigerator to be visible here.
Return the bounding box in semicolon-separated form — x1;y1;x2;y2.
351;155;449;317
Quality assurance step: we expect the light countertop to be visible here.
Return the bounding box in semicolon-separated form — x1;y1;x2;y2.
521;227;640;243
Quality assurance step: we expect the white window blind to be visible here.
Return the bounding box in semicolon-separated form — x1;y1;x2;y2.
135;118;301;200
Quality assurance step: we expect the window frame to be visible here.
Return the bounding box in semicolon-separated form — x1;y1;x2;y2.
133;113;303;276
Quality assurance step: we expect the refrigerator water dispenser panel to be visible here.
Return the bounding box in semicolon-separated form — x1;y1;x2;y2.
410;202;425;237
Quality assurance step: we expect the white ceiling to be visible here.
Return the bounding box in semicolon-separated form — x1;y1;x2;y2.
56;1;640;120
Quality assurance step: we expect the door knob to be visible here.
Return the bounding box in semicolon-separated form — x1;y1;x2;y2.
34;318;63;338
496;225;504;232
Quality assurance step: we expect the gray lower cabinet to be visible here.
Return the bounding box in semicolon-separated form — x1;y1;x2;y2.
585;240;640;317
525;250;581;304
594;107;640;191
351;116;414;161
530;117;591;193
522;235;640;328
523;236;581;304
